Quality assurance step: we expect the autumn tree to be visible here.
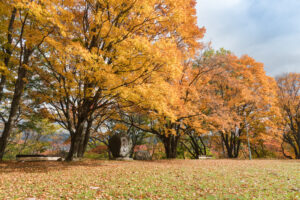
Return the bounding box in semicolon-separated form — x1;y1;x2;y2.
122;48;227;159
276;73;300;159
32;0;204;161
145;49;234;159
0;0;56;160
173;48;234;158
208;53;278;158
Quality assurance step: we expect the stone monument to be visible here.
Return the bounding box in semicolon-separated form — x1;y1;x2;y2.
108;134;133;160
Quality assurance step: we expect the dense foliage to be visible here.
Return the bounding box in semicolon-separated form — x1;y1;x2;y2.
0;0;299;160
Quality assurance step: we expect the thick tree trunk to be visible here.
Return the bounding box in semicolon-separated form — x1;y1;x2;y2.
0;9;18;159
221;132;241;158
66;123;85;161
66;133;81;161
293;143;299;159
66;135;79;161
76;133;85;158
161;135;180;159
0;49;31;161
77;119;93;158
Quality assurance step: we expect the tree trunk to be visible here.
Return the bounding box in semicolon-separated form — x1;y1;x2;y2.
293;135;300;159
77;121;92;158
283;132;300;159
77;132;85;158
66;123;85;161
81;120;93;157
161;135;180;159
293;143;299;159
189;136;201;158
0;8;17;103
181;134;207;159
66;133;81;161
0;49;31;161
221;132;240;158
281;142;293;159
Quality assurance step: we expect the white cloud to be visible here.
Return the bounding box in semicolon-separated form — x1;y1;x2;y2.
196;0;300;76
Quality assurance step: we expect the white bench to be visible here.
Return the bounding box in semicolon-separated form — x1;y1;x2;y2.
16;155;62;161
198;155;213;159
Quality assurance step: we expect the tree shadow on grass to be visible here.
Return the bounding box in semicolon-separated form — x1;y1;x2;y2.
0;160;117;173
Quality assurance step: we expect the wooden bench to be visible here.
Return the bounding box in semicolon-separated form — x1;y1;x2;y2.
16;155;62;161
198;155;213;159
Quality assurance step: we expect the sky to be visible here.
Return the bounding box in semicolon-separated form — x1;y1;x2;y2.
196;0;300;77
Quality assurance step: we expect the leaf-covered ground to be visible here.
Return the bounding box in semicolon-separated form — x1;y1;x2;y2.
0;159;299;199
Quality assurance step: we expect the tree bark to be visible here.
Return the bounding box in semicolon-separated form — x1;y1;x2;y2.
66;123;85;161
76;132;85;158
77;120;92;158
0;48;31;161
221;132;241;158
282;133;300;159
160;135;180;159
82;120;93;157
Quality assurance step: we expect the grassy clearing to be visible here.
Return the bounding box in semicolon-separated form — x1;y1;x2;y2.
0;159;299;199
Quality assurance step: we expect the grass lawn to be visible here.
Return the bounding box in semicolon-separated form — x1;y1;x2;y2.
0;159;299;199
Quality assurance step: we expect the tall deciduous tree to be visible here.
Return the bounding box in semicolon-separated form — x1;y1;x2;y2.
209;53;278;158
32;0;204;161
122;48;227;158
0;0;56;160
276;73;300;159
